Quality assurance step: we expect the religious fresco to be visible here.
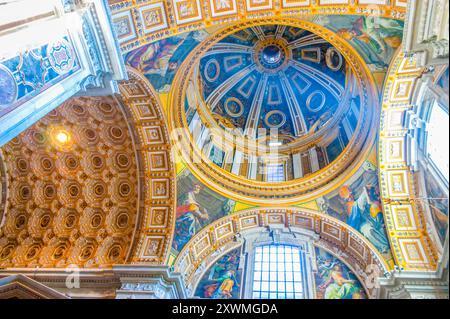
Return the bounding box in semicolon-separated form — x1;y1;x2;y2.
194;247;242;299
173;167;236;254
314;247;366;299
0;37;80;116
125;30;211;93
318;160;392;259
172;153;393;262
313;15;404;71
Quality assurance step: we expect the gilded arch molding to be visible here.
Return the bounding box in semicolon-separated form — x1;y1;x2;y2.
173;207;389;298
378;51;438;271
118;67;177;264
109;0;407;53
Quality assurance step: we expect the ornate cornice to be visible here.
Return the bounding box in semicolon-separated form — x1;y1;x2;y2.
377;242;449;299
0;274;69;299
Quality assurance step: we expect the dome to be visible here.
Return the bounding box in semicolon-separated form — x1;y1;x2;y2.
199;25;348;141
170;21;378;204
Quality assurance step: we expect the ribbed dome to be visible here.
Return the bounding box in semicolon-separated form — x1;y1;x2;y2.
199;25;348;141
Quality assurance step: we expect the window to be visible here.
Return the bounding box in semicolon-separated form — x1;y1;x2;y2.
427;101;449;181
0;0;57;30
252;244;307;299
266;164;285;182
209;145;225;167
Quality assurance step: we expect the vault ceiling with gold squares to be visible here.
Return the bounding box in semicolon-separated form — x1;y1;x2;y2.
0;97;140;268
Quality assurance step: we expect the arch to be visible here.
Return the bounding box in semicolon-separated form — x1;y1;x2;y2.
117;67;177;264
109;0;407;53
0;68;177;268
173;207;389;298
378;51;442;271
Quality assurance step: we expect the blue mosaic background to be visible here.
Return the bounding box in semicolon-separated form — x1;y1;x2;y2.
0;36;80;117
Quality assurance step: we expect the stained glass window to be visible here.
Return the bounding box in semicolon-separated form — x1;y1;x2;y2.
252;244;307;299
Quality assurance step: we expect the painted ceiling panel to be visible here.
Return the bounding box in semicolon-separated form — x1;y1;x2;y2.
109;1;407;53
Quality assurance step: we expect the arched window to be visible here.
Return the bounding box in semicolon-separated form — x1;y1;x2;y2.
426;100;449;182
266;164;286;182
193;228;369;299
251;244;309;299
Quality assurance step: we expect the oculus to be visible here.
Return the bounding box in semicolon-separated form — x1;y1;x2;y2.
254;39;290;72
